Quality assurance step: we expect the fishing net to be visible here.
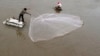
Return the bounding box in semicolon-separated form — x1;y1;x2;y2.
29;13;83;42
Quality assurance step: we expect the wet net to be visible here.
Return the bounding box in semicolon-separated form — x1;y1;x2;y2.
29;13;83;42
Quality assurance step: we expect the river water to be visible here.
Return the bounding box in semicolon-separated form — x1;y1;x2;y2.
0;0;100;56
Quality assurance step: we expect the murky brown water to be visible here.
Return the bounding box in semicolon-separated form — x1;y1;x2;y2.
0;0;100;56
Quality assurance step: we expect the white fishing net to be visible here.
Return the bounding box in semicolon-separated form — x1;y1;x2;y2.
29;13;83;42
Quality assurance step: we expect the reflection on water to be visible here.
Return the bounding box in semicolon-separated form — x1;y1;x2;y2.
2;23;26;40
54;6;62;13
16;28;25;40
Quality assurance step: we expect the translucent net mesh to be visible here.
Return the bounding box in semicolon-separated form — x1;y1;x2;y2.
29;13;83;42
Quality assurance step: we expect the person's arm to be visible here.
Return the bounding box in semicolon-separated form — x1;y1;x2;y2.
25;11;31;16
